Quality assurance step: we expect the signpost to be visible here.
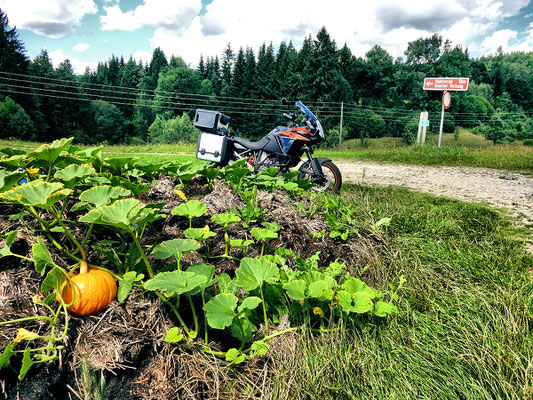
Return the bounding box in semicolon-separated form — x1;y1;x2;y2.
423;77;469;147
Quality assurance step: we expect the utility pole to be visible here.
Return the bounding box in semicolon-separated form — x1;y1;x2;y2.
338;101;343;149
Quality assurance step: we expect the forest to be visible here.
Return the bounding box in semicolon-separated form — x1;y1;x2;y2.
1;8;532;147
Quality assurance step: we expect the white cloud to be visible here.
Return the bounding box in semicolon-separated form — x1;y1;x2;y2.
73;43;90;52
133;51;152;65
100;0;201;33
1;0;97;38
99;0;531;65
49;49;98;74
480;27;533;54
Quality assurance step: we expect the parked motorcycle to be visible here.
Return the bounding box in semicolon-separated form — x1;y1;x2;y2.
194;100;342;192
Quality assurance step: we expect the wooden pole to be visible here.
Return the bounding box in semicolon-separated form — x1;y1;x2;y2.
417;111;423;145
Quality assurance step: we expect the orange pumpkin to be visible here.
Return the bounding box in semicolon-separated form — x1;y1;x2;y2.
57;261;117;316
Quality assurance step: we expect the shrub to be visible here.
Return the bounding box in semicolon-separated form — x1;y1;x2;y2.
0;96;34;140
148;113;199;144
523;139;533;146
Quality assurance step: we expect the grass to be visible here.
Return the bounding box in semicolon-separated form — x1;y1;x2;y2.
2;133;532;173
272;184;532;399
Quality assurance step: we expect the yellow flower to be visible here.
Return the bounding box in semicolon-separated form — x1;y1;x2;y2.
203;225;210;233
174;189;187;201
13;328;39;343
26;168;40;175
313;307;324;317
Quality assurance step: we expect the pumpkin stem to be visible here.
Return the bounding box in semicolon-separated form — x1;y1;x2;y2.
79;261;88;274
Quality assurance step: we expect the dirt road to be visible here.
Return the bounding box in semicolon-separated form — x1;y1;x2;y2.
336;160;533;228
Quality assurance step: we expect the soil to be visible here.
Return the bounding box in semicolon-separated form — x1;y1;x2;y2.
0;176;386;399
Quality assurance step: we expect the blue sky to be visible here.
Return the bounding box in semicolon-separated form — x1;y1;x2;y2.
1;0;532;73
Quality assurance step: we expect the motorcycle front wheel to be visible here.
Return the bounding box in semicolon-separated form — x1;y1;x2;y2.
298;160;342;193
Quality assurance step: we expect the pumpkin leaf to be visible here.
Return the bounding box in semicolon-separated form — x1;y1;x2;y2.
27;137;73;165
238;296;262;313
283;279;307;301
230;318;256;342
79;198;162;231
41;267;66;293
32;237;56;275
144;270;207;296
18;348;35;381
0;180;72;209
374;300;398;317
174;162;205;181
307;280;330;299
352;292;374;314
203;293;238;329
235;257;279;292
185;263;215;293
54;164;96;188
250;228;278;241
164;327;184;343
218;273;238;295
117;271;144;303
225;348;245;364
0;342;16;369
79;185;132;207
211;212;241;229
0;170;25;192
343;277;383;299
229;239;254;249
171;200;207;220
250;340;269;356
0;231;17;259
184;226;216;241
152;239;200;261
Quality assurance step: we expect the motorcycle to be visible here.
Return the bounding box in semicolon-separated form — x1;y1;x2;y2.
194;100;342;192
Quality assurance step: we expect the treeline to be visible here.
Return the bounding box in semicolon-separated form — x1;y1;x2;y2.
1;9;532;146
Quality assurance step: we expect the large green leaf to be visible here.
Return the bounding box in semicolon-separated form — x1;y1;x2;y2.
79;185;131;208
235;257;279;292
336;290;374;314
144;270;207;295
174;162;205;181
184;226;216;241
171;200;207;220
53;164;96;188
0;180;71;209
0;170;25;192
283;279;307;301
152;239;200;261
374;300;398;317
27;137;73;165
343;277;383;300
238;296;262;312
211;212;241;229
32;237;56;275
250;228;278;241
203;293;238;329
41;267;66;293
79;198;162;231
185;263;215;295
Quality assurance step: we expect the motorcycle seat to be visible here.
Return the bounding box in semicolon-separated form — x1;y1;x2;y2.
233;136;269;150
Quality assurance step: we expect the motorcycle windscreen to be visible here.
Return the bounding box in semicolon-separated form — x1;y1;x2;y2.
196;133;228;163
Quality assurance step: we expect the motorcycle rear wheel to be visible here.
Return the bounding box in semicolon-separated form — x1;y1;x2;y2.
298;160;342;193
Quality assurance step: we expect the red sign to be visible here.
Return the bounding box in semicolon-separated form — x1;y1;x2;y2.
442;91;452;109
423;77;469;91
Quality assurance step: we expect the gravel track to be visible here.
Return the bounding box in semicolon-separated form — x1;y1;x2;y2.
335;160;533;229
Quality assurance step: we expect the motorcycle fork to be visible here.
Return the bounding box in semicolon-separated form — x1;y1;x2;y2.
304;146;324;177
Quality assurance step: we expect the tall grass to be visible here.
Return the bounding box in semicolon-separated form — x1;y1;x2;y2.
271;185;532;399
